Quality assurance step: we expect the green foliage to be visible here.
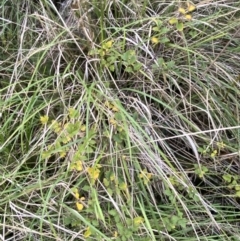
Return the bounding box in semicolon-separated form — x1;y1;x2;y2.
162;212;187;231
194;164;209;178
223;174;240;197
89;39;142;74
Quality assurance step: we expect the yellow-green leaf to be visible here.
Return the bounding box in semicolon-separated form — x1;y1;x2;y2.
187;3;196;12
40;115;49;125
76;202;84;211
73;189;80;199
185;14;192;20
75;161;83;171
84;227;92;238
68;108;78;118
176;22;184;31
178;7;186;14
112;105;119;112
103;40;114;49
236;191;240;197
169;17;178;25
151;36;159;44
119;182;127;191
80;125;86;131
133;216;144;226
87;167;101;180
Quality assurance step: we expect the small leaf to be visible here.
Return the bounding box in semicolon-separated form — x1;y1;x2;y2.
87;167;101;180
169;17;178;25
133;216;144;226
185;14;192;20
160;37;170;44
51;120;61;133
75;160;83;171
119;182;127;191
235;185;240;191
103;178;110;187
109;65;115;72
151;36;159;44
178;7;186;14
187;3;196;12
159;27;169;34
125;66;133;73
176;22;184;31
152;26;159;32
59;151;66;158
68;108;78;118
109;118;117;126
223;174;232;183
105;40;114;48
72;188;80;199
166;60;175;69
40;115;49;125
83;227;92;238
76;202;84;211
112;105;119;112
108;209;118;216
236;191;240;197
80;125;86;131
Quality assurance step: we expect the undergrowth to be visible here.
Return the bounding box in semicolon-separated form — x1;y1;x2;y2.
1;0;240;240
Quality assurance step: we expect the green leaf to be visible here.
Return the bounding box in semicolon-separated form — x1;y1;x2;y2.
125;66;133;73
109;65;115;72
133;62;142;71
91;220;99;227
176;22;184;31
108;209;118;216
103;178;110;187
159;27;169;35
166;60;175;69
236;191;240;197
114;112;123;121
152;26;159;32
171;215;179;225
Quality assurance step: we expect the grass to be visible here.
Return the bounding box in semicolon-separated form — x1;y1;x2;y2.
0;0;240;240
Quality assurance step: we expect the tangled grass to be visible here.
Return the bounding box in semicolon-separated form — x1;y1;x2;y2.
1;0;240;240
